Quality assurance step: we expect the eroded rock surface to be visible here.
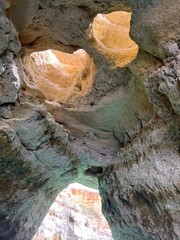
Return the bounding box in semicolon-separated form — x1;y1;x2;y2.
99;116;180;240
91;11;138;67
0;0;179;240
23;49;95;102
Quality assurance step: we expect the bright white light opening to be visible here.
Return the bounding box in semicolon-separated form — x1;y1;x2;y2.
32;183;113;240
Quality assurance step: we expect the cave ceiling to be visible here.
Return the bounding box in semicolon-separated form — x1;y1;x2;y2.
0;0;179;239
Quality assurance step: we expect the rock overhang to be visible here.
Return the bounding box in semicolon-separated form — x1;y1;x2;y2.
14;4;156;156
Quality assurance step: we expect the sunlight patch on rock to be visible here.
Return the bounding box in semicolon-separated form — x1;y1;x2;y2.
90;11;139;67
23;49;95;103
32;183;113;240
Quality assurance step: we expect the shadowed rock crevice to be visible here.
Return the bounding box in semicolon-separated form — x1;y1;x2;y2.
0;214;17;240
85;166;104;176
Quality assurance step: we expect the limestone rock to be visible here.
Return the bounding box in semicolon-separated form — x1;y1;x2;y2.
0;90;112;239
99;117;180;240
0;12;21;53
0;10;21;105
23;49;95;103
90;11;139;67
0;29;7;54
145;47;180;118
128;0;180;58
0;52;21;105
0;1;179;240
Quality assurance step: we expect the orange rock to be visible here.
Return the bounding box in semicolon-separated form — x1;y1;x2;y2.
90;11;139;67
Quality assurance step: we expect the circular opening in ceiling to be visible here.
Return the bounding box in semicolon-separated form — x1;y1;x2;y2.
90;11;139;67
23;49;96;103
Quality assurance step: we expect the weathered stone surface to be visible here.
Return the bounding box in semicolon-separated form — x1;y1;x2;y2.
0;52;21;104
0;10;21;105
127;0;180;58
22;49;156;155
8;0;180;59
0;91;110;239
7;0;39;31
0;0;10;12
0;0;179;240
23;49;96;103
99;116;180;240
91;11;139;67
0;12;21;53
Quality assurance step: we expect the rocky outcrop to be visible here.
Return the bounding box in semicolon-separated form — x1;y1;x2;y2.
0;89;112;239
0;0;21;105
0;0;179;240
99;116;180;240
33;183;113;240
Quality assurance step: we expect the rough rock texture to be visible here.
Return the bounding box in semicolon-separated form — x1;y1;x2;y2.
99;116;180;240
0;2;21;105
23;49;95;102
0;0;179;240
0;90;112;239
33;183;113;240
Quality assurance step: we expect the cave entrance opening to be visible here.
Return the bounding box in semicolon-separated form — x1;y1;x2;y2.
89;10;139;67
32;183;113;240
22;48;95;104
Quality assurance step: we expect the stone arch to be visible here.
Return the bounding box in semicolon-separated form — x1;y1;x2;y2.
0;1;179;240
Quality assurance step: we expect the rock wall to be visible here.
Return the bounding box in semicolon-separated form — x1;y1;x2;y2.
99;116;180;240
0;0;179;240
